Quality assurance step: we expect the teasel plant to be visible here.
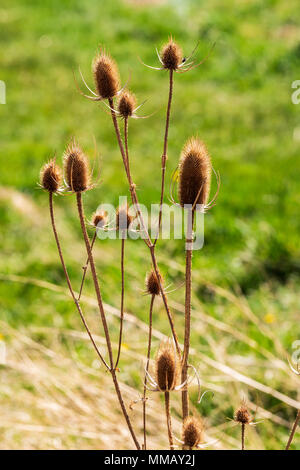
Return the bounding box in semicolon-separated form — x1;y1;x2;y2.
40;145;141;450
76;46;182;356
286;361;300;450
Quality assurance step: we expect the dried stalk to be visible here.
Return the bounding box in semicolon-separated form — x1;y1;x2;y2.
285;409;300;450
78;231;97;301
142;293;155;450
76;191;140;450
115;236;125;370
241;423;245;450
164;391;174;449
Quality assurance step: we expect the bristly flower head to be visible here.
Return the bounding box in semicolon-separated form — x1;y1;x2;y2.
182;416;203;449
155;340;181;392
118;90;136;119
116;204;134;231
93;49;120;99
178;137;211;208
161;38;183;70
146;270;162;296
234;401;252;425
40;159;62;193
63;141;91;193
92;210;107;229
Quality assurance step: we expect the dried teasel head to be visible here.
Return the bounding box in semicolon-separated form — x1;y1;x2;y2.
161;38;183;71
63;141;91;193
93;50;120;99
182;416;203;449
234;401;251;425
40;159;62;193
92;210;107;229
178;137;211;208
155;340;181;391
118;90;136;119
116;204;134;231
146;270;162;296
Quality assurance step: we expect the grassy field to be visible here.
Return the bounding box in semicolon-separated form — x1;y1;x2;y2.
0;0;300;449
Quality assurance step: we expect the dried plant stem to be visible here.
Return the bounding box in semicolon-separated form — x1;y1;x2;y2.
154;69;173;246
109;104;180;356
241;423;245;450
76;192;140;450
48;193;109;370
164;391;174;449
142;294;155;450
285;409;300;450
181;209;194;421
78;231;97;301
115;236;125;370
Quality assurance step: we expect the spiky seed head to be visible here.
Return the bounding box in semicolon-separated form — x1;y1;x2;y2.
116;205;133;230
40;159;62;193
146;270;161;296
234;403;251;425
92;211;107;228
178;137;211;208
63;142;91;193
161;39;182;70
118;91;136;118
183;416;203;449
155;341;180;391
93;51;120;99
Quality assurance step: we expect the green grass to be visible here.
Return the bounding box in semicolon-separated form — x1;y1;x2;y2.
0;0;300;449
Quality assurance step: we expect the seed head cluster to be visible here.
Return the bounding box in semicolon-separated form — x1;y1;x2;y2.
146;270;161;296
155;341;180;391
161;39;182;70
63;142;91;193
178;137;211;208
234;404;251;425
40;159;62;193
93;51;120;99
118;91;136;119
92;211;107;228
116;205;134;230
182;416;203;449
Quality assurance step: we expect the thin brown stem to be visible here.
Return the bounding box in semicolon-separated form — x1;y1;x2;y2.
164;391;174;449
285;409;300;450
48;192;109;370
76;192;140;450
115;236;125;370
142;294;155;450
181;209;194;421
241;423;245;450
154;69;173;246
108;101;180;355
78;231;97;301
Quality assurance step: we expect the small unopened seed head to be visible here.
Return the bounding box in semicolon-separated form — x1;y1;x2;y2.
234;404;251;425
92;211;107;228
63;142;91;193
146;270;161;296
155;341;180;391
116;205;133;230
40;159;62;193
118;91;136;118
161;39;182;70
182;416;203;449
93;51;120;99
178;137;211;208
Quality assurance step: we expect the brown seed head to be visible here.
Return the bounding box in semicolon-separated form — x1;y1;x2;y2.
234;403;251;425
146;270;162;296
116;205;134;230
155;341;180;391
40;159;62;193
63;142;91;193
183;416;203;449
118;91;136;119
178;137;211;208
161;39;182;70
93;51;120;99
92;211;107;228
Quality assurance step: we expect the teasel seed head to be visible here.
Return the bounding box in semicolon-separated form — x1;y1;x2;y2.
40;159;62;193
118;90;136;119
63;141;91;193
146;270;162;296
178;137;211;208
161;38;183;71
93;50;120;99
116;204;134;230
92;210;107;228
155;340;180;391
234;402;251;425
182;416;203;449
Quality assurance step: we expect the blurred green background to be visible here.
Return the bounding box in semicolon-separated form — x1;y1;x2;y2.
0;0;299;450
